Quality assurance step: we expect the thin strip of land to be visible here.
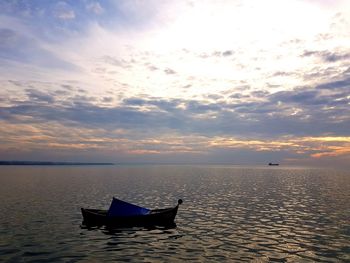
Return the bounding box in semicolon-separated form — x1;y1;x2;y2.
0;161;114;165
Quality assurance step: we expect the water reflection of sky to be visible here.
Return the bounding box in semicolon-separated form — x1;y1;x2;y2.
0;165;349;262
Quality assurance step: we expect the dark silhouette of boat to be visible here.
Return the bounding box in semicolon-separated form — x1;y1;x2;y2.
268;163;279;166
81;198;182;227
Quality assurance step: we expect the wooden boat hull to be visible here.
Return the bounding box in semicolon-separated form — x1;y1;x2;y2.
81;205;179;227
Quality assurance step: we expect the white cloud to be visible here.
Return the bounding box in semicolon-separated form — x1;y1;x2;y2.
2;0;350;101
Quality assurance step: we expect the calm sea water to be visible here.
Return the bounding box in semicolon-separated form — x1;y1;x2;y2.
0;165;349;262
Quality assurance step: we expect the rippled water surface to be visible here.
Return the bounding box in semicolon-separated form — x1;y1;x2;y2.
0;165;349;262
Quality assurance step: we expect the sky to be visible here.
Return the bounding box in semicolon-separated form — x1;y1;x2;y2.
0;0;349;166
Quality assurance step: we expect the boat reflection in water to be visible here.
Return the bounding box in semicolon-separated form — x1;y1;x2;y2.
80;221;178;237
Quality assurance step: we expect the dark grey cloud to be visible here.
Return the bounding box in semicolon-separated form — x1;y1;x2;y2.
229;93;250;99
268;86;350;115
123;97;182;113
164;68;176;75
72;95;98;105
102;97;113;103
1;75;349;140
78;88;87;93
147;99;182;112
54;89;70;96
61;84;74;90
273;71;295;77
197;50;235;59
344;67;350;75
302;66;340;81
235;85;251;91
222;50;233;56
302;50;350;62
323;52;350;62
316;77;350;90
270;89;326;105
227;101;277;115
144;62;158;71
186;100;222;113
26;88;55;103
148;65;158;71
123;98;146;106
205;94;223;100
250;90;270;97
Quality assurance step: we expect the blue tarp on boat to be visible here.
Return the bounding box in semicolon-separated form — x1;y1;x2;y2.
107;198;150;217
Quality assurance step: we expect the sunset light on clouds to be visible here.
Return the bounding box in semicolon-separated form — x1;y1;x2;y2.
0;0;349;166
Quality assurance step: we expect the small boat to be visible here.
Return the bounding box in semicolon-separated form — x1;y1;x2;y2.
81;198;182;227
268;163;279;166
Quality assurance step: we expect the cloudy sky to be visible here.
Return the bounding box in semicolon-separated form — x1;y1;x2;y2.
0;0;349;166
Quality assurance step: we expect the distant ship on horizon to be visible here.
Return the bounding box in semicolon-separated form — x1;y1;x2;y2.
268;162;279;166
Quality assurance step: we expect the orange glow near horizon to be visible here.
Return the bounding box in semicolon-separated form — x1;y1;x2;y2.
1;118;349;163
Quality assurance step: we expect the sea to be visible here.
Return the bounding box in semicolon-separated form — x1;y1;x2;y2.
0;165;349;262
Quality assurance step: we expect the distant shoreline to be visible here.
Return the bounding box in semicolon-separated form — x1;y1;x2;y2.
0;161;114;166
